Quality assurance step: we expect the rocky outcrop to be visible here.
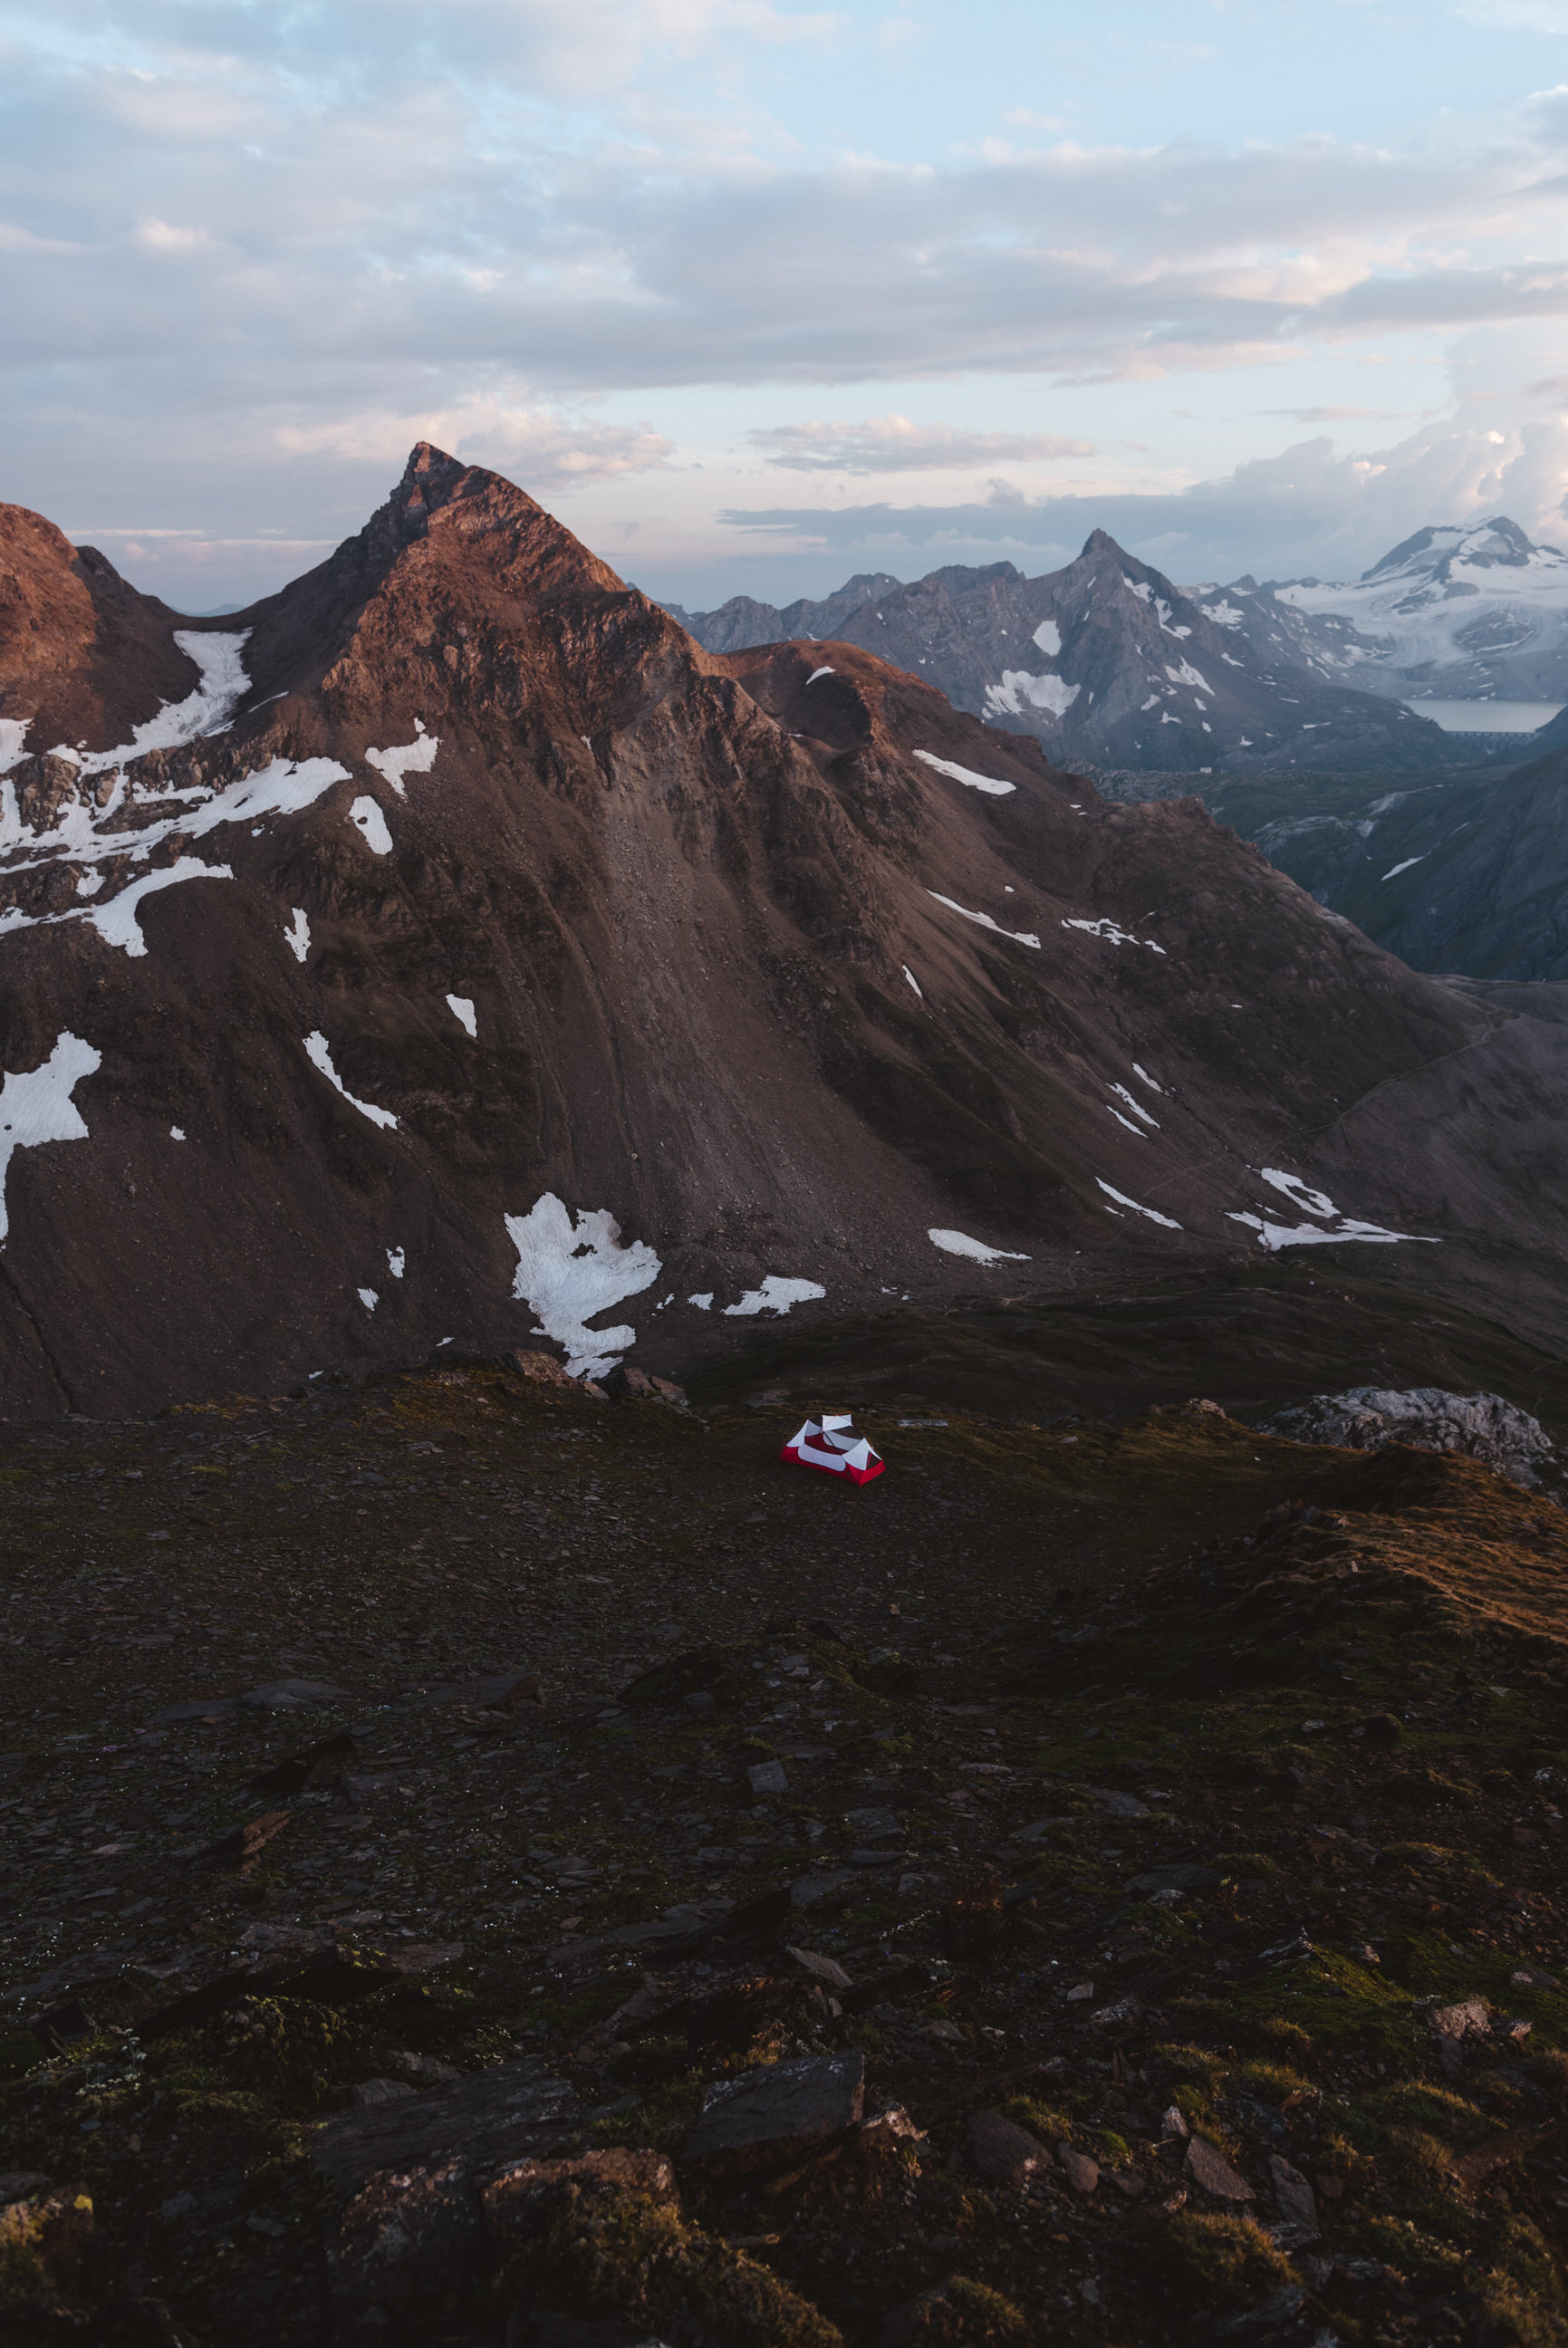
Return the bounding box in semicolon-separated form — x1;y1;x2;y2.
1267;1386;1554;1487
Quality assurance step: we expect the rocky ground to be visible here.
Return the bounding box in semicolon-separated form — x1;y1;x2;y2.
2;1350;1565;2347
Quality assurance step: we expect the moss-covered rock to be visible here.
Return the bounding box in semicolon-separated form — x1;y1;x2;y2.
511;2187;843;2346
1158;2212;1297;2310
883;2274;1034;2344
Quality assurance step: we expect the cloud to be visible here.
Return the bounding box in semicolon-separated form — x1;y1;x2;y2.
274;394;672;486
746;415;1094;472
717;406;1568;587
1261;406;1415;422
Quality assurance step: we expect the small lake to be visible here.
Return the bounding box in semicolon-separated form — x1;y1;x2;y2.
1401;698;1565;734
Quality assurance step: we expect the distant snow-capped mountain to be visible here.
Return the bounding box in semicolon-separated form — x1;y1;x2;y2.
668;532;1462;774
1219;516;1568;705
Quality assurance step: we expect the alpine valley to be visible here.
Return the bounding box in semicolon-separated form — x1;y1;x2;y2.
5;449;1568;2348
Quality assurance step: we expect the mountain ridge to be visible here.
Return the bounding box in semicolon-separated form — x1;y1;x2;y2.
3;447;1568;1414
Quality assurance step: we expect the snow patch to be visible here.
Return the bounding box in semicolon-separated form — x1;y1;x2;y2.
902;964;923;998
1382;856;1423;880
59;631;252;779
75;872;103;898
365;721;438;798
806;667;835;685
688;1292;714;1311
358;1288;379;1313
0;719;30;775
1165;659;1213;693
303;1031;399;1130
1095;1179;1181;1229
387;1247;405;1279
1107;1107;1147;1137
1132;1063;1163;1092
1257;1168;1335;1220
984;670;1081;721
447;994;477;1037
0;1032;101;1246
284;908;311;964
505;1192;662;1379
169;1126;185;1140
1111;1083;1159;1127
1032;619;1062;656
1228;1210;1437;1253
723;1276;827;1318
913;749;1015;796
928;1227;1031;1265
86;857;233;957
1063;917;1166;955
928;892;1040;948
348;797;393;855
1200;600;1246;628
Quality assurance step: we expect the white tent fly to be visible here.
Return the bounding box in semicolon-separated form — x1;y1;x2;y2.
781;1412;884;1485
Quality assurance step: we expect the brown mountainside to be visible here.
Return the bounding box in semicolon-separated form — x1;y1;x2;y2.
1;445;1567;1416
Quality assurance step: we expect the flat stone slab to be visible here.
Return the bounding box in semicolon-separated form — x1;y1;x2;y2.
1125;1863;1222;1896
683;2053;865;2170
1186;2136;1255;2200
312;2059;585;2196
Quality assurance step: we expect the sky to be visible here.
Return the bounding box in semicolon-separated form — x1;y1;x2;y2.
9;3;1568;611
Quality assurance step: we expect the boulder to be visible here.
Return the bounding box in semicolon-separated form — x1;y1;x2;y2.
967;2112;1049;2189
313;2059;586;2197
483;2150;677;2253
324;2160;479;2307
683;2053;865;2173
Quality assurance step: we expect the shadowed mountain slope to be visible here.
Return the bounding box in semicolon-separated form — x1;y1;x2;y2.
2;447;1568;1416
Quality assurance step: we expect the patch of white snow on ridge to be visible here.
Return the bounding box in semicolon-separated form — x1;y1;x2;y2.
1124;578;1152;603
985;671;1080;722
366;722;438;798
914;750;1015;796
1132;1063;1163;1091
284;909;311;964
54;631;252;779
688;1292;714;1311
1140;695;1160;712
806;667;835;686
903;965;923;998
1257;1168;1335;1220
76;872;103;898
348;797;393;855
359;1288;379;1313
1165;659;1213;694
1096;1180;1181;1229
928;1228;1031;1265
505;1192;662;1379
447;994;477;1037
1107;1108;1147;1137
1063;917;1166;956
1032;619;1062;656
1229;1210;1437;1254
387;1247;405;1279
1111;1083;1159;1127
0;720;30;775
1382;856;1423;880
723;1276;827;1318
303;1031;399;1131
0;1033;101;1245
1200;601;1246;628
88;857;234;957
928;892;1040;948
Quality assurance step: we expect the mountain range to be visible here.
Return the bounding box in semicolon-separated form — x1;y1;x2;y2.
6;447;1568;1416
668;515;1568;771
664;535;1475;775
